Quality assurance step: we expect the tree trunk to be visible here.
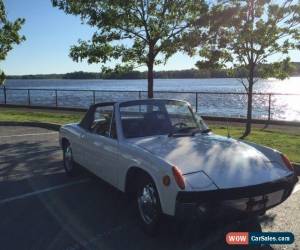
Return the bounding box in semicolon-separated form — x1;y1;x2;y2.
147;60;154;99
241;78;254;139
241;0;255;139
147;43;155;99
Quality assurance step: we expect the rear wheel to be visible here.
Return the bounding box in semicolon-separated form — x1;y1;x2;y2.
137;175;162;235
63;142;77;176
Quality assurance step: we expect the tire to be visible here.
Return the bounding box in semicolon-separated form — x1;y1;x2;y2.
136;175;162;235
63;142;77;176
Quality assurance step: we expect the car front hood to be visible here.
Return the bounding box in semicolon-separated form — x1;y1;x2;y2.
129;134;291;189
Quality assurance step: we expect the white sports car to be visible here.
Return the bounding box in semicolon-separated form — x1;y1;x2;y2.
59;99;298;234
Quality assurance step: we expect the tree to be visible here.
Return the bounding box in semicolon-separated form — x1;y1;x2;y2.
195;0;300;138
0;0;25;85
52;0;209;98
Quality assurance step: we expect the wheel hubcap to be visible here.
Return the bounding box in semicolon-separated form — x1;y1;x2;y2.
137;184;158;224
64;146;73;172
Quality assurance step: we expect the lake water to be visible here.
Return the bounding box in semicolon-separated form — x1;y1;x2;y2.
1;77;300;121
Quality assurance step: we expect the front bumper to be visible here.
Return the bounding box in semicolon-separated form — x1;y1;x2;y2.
175;174;298;220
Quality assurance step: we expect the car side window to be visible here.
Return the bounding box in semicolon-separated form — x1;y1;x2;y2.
90;105;117;139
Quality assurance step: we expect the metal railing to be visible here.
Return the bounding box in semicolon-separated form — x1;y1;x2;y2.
0;87;299;122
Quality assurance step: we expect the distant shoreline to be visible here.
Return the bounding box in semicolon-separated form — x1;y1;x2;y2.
6;76;300;81
6;64;300;80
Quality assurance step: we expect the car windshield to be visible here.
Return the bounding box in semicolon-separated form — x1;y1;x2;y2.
119;100;209;138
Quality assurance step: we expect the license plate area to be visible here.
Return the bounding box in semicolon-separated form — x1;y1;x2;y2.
223;190;285;212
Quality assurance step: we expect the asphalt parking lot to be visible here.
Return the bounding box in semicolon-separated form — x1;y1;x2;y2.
0;126;299;250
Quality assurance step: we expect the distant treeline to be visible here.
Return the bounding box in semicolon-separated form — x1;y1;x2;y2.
6;69;228;80
7;62;300;80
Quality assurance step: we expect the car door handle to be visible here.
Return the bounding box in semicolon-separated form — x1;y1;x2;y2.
80;134;86;139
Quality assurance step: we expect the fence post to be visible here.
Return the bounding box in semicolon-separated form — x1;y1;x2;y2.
138;91;142;112
27;89;31;106
195;92;198;113
268;94;272;121
93;90;96;104
3;85;6;104
55;90;58;107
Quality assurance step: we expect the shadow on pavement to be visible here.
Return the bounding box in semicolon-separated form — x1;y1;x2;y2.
0;139;277;250
0;167;277;250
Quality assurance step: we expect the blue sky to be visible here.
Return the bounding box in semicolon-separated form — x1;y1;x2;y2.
1;0;300;75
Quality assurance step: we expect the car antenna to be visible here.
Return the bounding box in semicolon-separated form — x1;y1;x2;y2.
227;118;231;138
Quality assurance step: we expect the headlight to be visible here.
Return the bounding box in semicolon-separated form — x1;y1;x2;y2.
184;171;217;190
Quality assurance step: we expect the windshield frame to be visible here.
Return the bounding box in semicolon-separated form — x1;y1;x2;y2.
118;99;209;139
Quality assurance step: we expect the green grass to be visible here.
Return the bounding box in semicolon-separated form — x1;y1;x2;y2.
211;125;300;163
0;108;83;125
0;108;299;163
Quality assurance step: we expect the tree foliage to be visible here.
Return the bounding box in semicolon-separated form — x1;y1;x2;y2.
52;0;209;97
195;0;300;137
0;0;25;85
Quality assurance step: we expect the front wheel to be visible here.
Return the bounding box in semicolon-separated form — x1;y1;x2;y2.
63;142;77;176
137;176;162;235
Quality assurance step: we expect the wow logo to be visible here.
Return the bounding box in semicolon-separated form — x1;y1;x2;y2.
226;232;294;245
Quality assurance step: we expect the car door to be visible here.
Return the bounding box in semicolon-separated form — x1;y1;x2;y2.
71;106;96;168
70;125;89;166
84;104;120;187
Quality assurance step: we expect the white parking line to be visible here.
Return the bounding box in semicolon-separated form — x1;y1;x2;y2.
292;184;300;194
0;132;57;139
64;223;135;250
0;178;90;205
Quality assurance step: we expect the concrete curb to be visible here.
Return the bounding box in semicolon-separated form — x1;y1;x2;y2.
0;121;61;131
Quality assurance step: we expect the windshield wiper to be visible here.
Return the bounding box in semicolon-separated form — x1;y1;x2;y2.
168;127;212;137
200;128;212;134
190;128;212;136
168;127;199;137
